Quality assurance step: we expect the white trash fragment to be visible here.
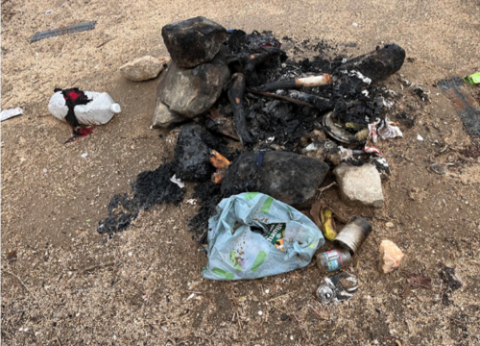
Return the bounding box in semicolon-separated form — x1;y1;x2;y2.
186;198;197;205
348;70;372;85
48;90;121;126
352;22;359;27
81;152;88;158
368;118;403;143
1;107;23;122
377;118;403;140
186;293;195;301
417;134;424;141
170;174;185;188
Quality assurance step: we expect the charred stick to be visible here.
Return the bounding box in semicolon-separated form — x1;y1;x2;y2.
286;90;334;113
254;74;332;92
227;73;254;146
229;51;272;75
244;51;270;75
335;44;406;82
247;89;314;108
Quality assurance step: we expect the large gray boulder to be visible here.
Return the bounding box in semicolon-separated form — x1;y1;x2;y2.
151;100;186;128
221;151;330;208
334;163;384;208
157;48;231;118
162;16;227;68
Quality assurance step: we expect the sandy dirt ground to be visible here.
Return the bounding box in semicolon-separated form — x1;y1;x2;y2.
2;0;480;345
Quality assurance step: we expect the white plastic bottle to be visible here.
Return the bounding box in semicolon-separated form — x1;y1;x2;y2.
48;91;121;125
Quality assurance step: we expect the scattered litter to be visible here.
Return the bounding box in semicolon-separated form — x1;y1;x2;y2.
348;70;372;85
49;89;121;126
317;272;358;305
440;266;463;305
320;209;337;241
48;88;121;143
379;240;404;273
316;248;352;273
170;174;185;188
1;107;23;122
186;293;195;301
333;216;372;255
30;21;96;43
202;192;324;280
186;198;197;205
408;275;432;290
438;76;480;137
352;22;359;27
412;86;430;102
464;72;480;85
430;163;447;175
417;134;424;141
81;152;88;158
441;267;463;291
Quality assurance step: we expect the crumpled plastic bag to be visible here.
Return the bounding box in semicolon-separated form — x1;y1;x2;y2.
202;192;325;280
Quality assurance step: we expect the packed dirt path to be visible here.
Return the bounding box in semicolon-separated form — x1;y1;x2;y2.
2;1;480;345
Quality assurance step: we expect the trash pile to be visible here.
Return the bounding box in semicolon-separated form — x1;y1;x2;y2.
93;16;416;301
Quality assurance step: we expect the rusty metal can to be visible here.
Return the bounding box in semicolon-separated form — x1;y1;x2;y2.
333;216;372;255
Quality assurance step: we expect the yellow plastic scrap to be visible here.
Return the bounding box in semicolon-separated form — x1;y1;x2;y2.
320;209;337;241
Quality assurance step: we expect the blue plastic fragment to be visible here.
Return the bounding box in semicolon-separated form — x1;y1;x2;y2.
30;21;96;43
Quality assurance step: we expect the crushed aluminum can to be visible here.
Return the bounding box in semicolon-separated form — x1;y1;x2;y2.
317;272;358;305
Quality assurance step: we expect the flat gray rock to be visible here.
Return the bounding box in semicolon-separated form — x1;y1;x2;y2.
334;163;384;208
162;16;227;68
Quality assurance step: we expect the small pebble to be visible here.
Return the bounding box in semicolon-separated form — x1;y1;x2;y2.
417;134;424;141
258;311;263;316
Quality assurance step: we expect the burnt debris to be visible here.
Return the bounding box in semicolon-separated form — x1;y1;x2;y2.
99;17;407;238
98;162;184;234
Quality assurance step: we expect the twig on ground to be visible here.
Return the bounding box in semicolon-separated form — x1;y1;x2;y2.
82;261;116;273
3;270;34;296
268;290;298;301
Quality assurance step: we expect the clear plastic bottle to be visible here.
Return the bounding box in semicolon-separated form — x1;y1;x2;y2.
48;91;121;125
315;248;352;273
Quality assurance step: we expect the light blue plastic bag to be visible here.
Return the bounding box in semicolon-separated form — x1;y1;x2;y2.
202;192;325;280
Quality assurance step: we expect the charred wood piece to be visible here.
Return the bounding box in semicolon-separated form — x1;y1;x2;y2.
227;73;254;146
335;44;405;83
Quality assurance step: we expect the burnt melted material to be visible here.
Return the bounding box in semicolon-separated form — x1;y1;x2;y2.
98;162;184;235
